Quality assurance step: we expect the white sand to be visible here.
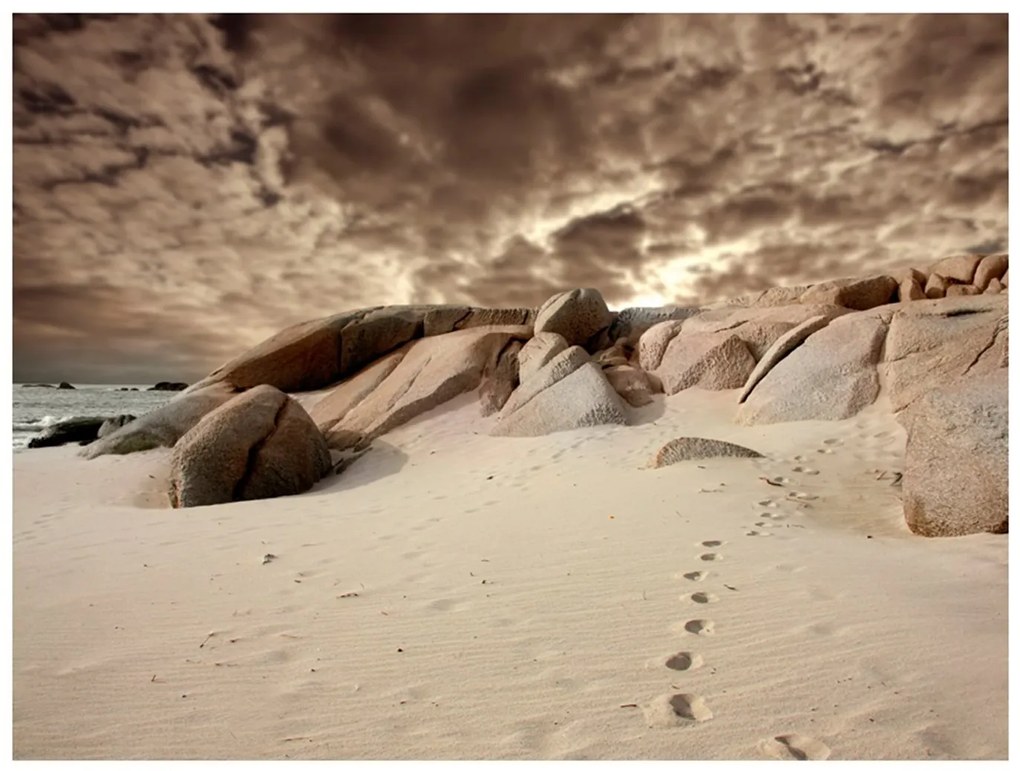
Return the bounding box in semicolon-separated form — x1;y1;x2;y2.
12;389;1007;759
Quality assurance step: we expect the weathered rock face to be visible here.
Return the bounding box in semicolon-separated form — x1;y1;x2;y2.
28;417;105;448
307;349;406;432
478;340;523;417
652;437;763;467
84;381;239;458
637;320;685;371
593;341;630;369
653;332;756;394
97;414;136;438
946;284;981;297
930;253;983;284
518;332;570;382
316;325;531;450
924;273;948;299
608;306;699;345
798;275;898;311
492;356;628;437
883;294;1007;413
974;253;1008;290
499;345;591;416
534;288;613;348
737;312;889;424
738;315;831;404
897;277;926;302
604;365;656;407
192;304;534;395
900;370;1007;536
169;385;332;508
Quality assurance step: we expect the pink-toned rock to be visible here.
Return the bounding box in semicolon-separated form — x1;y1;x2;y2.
534;288;613;348
930;253;983;284
946;284;981;297
985;277;1004;294
798;275;898;310
973;253;1008;290
896;267;928;285
924;273;948;299
654;332;756;394
898;277;926;302
310;349;406;433
1002;269;1009;287
637;320;685;371
478;340;523;417
604;365;656;407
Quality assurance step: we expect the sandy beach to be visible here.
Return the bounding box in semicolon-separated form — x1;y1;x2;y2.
12;387;1007;760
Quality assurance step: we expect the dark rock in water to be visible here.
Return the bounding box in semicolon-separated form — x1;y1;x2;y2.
148;381;189;391
117;387;140;391
22;383;55;388
28;417;106;448
98;414;136;438
58;382;75;390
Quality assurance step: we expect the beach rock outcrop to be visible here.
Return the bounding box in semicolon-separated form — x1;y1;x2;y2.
21;383;55;388
533;288;613;348
313;325;531;450
608;306;699;345
28;417;105;448
900;369;1007;536
604;365;657;407
492;346;628;436
798;275;898;311
84;381;239;458
652;437;763;467
169;385;331;508
738;315;831;404
57;382;75;390
930;253;983;284
148;381;188;391
973;253;1008;290
192;304;534;395
924;273;948;299
518;332;570;382
98;414;136;438
897;277;926;302
737;311;889;424
478;340;523;417
883;294;1007;413
637;320;685;371
652;332;756;394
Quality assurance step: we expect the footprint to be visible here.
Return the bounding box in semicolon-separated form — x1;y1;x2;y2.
822;438;842;446
760;512;786;520
791;466;820;475
684;619;715;635
787;492;818;501
756;499;779;508
745;530;772;537
699;540;724;548
760;734;831;760
682;571;707;582
665;651;704;671
688;592;718;604
643;693;713;727
699;553;722;562
816;448;835;455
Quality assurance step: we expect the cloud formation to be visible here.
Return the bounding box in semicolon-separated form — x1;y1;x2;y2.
13;13;1007;382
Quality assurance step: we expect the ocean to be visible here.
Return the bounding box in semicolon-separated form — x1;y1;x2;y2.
12;384;176;451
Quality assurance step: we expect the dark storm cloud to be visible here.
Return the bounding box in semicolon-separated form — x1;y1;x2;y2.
12;13;1008;382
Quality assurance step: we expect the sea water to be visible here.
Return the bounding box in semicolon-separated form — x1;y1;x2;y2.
12;384;175;450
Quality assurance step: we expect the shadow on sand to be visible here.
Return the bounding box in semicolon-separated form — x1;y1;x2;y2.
306;439;409;496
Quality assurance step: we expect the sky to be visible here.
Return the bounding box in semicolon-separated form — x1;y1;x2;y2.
12;13;1008;383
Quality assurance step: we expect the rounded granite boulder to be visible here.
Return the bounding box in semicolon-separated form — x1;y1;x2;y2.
534;288;613;348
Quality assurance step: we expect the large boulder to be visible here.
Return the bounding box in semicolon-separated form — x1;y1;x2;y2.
924;273;948;299
57;382;75;390
798;275;898;311
499;345;591;415
930;253;983;284
737;311;889;424
534;288;613;348
900;370;1007;536
169;385;331;508
637;320;685;371
492;358;628;437
478;340;523;417
973;253;1008;291
83;381;239;458
192;304;534;395
652;437;763;467
308;349;406;432
652;332;756;394
97;414;136;438
517;332;570;382
316;325;531;450
738;315;831;404
883;294;1007;412
897;277;926;302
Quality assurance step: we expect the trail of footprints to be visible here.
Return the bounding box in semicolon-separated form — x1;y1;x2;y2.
641;439;837;758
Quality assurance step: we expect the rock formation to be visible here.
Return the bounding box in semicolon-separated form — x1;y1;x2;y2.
28;417;106;448
169;385;331;508
148;382;189;391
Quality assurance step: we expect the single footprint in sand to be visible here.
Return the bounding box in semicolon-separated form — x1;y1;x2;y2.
757;498;780;508
699;553;723;562
643;693;714;727
816;448;835;455
665;651;704;671
688;591;719;604
700;540;724;548
684;619;716;635
787;491;818;501
745;530;772;537
682;571;708;582
822;438;842;446
760;511;786;520
791;466;820;475
760;733;831;760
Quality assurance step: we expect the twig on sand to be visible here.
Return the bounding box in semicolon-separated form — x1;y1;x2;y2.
199;632;215;648
619;703;639;708
760;476;784;487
